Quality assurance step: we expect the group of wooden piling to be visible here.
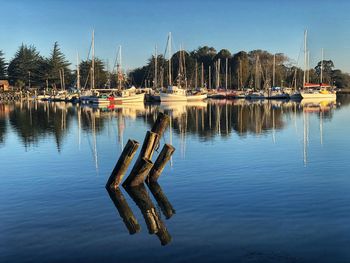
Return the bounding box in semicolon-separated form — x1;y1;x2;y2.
105;112;175;245
106;112;175;189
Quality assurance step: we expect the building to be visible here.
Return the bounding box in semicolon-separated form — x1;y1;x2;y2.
0;80;10;91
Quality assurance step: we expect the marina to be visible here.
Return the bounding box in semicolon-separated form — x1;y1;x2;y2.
1;96;350;262
2;1;350;262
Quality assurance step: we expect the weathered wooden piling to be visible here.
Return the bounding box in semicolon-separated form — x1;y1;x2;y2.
151;112;170;138
148;144;175;183
105;139;140;189
107;188;141;234
139;131;159;160
123;158;153;187
147;181;175;219
124;184;164;235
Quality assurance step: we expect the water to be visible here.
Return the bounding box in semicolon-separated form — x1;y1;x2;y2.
1;97;350;263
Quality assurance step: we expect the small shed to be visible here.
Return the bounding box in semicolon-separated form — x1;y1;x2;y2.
0;80;9;91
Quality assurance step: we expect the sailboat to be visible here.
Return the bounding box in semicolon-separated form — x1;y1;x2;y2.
266;54;289;99
300;32;336;99
160;33;207;102
91;45;145;105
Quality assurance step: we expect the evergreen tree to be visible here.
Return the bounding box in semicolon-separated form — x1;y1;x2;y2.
46;42;71;89
0;50;7;79
7;44;45;87
79;58;108;89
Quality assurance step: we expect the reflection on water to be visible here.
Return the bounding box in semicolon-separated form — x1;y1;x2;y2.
0;98;342;148
2;96;350;262
107;182;174;245
0;98;343;167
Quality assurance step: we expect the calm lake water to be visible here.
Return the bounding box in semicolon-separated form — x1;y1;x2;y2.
1;96;350;263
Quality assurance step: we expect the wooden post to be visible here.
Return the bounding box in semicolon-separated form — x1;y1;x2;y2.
123;158;153;187
106;139;139;189
139;131;159;160
148;144;175;183
147;181;175;219
124;184;164;235
151;112;170;139
107;188;141;234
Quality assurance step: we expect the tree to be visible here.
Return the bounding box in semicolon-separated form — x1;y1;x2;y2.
332;69;350;89
46;42;71;89
79;58;108;89
315;60;334;84
231;51;249;89
7;44;45;87
0;50;7;79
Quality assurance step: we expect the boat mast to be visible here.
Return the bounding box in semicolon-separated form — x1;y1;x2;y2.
77;52;81;90
201;62;204;88
117;45;122;90
303;29;307;88
168;32;172;86
92;29;95;89
209;65;211;89
307;51;310;83
320;48;324;84
154;45;158;88
272;54;276;87
294;67;297;91
195;61;198;89
225;57;228;90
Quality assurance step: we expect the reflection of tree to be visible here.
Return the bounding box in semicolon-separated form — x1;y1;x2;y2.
0;97;344;148
8;101;75;150
0;111;6;145
161;101;289;139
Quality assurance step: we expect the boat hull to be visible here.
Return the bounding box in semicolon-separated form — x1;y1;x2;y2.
91;93;145;104
160;93;207;102
300;92;336;99
112;93;145;103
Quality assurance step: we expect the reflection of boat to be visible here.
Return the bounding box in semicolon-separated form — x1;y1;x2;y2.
300;98;336;112
160;101;207;117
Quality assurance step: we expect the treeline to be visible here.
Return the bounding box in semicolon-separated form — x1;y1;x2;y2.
1;44;350;90
130;46;350;89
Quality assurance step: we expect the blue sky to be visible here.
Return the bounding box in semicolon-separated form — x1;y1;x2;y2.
1;0;350;72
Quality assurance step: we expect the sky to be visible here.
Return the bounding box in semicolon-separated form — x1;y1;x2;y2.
1;0;350;72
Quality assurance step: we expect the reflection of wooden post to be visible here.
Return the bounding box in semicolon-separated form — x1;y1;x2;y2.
139;131;159;160
125;184;158;234
156;222;172;246
125;184;172;245
123;158;153;187
148;144;175;182
107;188;141;234
148;181;175;219
106;139;139;189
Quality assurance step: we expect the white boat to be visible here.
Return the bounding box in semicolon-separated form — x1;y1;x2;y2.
160;32;207;103
90;89;145;105
300;31;337;100
160;86;207;102
301;86;336;99
113;91;145;103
